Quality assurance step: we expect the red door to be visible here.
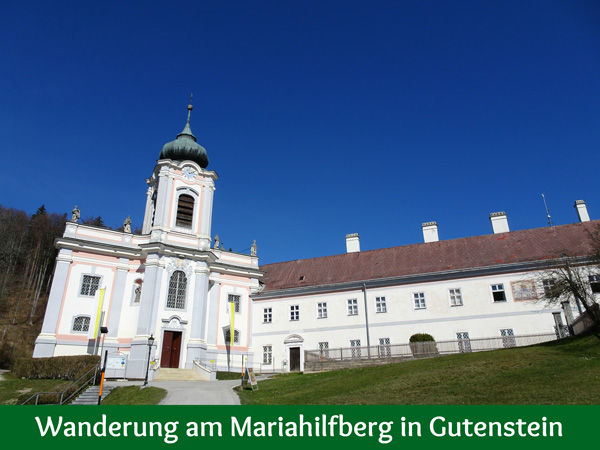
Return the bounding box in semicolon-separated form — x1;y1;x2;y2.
160;331;182;368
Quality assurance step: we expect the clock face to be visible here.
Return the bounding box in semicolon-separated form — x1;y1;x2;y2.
182;167;197;180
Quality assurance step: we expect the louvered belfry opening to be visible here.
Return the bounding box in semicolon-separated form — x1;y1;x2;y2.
176;194;194;228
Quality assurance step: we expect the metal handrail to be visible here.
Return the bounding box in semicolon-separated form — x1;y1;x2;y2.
21;362;100;405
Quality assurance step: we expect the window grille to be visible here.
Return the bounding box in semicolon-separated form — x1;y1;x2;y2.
456;332;472;353
350;339;361;358
347;299;358;315
263;345;272;364
167;271;187;309
317;302;328;318
80;275;100;296
449;288;463;306
318;342;329;358
263;307;272;323
413;292;426;309
175;194;194;228
375;296;387;313
228;294;241;313
225;328;240;345
500;328;516;348
542;279;556;296
72;316;90;332
378;337;391;357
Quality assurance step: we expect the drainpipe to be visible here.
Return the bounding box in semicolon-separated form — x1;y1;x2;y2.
362;283;371;358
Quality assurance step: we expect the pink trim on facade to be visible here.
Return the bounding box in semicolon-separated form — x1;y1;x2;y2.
56;334;89;341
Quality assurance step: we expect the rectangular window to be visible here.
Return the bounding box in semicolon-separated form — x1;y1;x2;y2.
350;339;361;358
413;292;426;309
542;278;556;296
448;288;463;306
456;331;472;353
263;345;272;364
318;342;329;358
375;296;387;313
378;337;391;357
80;275;100;297
589;275;600;293
491;284;507;302
228;294;241;313
263;307;272;323
500;328;516;348
347;298;358;315
290;305;299;321
317;302;328;319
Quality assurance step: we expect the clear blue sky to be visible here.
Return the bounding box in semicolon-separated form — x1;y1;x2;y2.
1;1;598;265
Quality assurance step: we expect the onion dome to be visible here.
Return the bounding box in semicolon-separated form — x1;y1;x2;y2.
159;103;209;168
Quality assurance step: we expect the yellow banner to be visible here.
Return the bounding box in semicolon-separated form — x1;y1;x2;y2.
90;288;105;340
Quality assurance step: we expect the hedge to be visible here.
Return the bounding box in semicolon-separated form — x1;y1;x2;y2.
13;355;101;380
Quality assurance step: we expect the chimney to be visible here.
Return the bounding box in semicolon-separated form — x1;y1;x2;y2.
490;211;510;234
422;221;439;243
346;233;360;253
574;200;590;222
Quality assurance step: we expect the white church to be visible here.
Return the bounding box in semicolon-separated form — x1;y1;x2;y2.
33;105;599;378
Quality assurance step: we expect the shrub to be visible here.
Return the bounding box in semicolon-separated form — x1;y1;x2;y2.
13;355;101;380
409;333;439;358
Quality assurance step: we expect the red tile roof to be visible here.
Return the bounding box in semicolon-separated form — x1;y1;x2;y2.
259;221;599;292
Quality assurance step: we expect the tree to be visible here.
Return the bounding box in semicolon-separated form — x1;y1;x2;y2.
539;225;600;334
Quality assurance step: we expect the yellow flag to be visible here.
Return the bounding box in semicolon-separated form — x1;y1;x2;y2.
89;288;105;340
230;300;235;347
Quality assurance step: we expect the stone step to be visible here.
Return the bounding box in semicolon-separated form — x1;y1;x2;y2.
153;368;205;381
71;385;114;405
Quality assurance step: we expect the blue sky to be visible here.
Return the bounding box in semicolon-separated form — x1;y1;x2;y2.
1;1;599;264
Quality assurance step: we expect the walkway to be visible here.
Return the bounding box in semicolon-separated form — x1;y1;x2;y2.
106;379;242;405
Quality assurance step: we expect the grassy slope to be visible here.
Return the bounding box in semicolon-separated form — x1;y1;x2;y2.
0;373;69;405
238;335;600;405
101;386;167;405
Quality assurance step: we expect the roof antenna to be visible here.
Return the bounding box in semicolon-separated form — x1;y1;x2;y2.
541;193;553;227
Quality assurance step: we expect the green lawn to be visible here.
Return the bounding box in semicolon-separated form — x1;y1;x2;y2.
0;372;69;405
238;335;600;405
101;386;167;405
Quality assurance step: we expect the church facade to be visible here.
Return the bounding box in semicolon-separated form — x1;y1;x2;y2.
33;105;262;379
33;106;598;377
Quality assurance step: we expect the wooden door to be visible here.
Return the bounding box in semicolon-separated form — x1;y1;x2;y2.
290;347;301;371
160;331;182;368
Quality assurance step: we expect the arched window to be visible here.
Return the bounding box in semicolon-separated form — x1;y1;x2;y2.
224;328;240;345
167;271;187;309
175;194;194;228
72;316;90;333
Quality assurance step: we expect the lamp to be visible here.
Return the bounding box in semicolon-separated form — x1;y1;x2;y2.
143;334;154;388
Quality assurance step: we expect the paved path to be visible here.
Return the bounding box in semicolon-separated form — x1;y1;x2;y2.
106;379;242;405
0;369;8;381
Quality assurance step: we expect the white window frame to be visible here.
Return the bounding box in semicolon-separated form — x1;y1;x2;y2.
413;292;426;310
456;331;472;353
347;298;358;316
71;315;91;333
542;278;556;296
378;337;391;357
79;274;101;297
290;305;299;321
375;296;387;313
491;283;507;302
589;275;600;294
263;345;272;364
318;342;329;358
448;288;463;306
263;307;272;323
317;302;328;319
350;339;361;358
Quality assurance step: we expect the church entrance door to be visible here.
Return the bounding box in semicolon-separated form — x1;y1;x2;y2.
160;331;182;368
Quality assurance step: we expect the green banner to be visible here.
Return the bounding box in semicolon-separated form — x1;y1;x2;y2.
1;406;596;449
